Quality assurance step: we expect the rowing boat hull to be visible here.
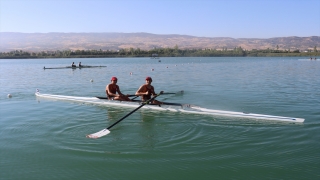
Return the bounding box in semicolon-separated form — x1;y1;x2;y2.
43;65;106;69
35;92;305;123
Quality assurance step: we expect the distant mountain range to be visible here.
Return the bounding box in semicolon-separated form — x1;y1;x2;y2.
0;32;319;52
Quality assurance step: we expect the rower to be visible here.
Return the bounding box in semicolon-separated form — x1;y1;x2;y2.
78;62;82;67
135;76;163;105
71;62;76;67
106;76;131;101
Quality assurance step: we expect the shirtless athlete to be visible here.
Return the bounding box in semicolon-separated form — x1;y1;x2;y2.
135;76;163;105
106;77;131;101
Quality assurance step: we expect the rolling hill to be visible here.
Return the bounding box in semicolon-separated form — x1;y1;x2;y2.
0;32;319;52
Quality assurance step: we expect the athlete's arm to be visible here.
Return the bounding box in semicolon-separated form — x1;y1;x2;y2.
135;85;148;96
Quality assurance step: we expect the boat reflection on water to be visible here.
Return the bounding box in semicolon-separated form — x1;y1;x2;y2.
138;111;158;148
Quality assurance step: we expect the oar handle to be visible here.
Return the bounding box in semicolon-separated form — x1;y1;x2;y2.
128;93;174;97
127;95;138;97
131;96;139;100
130;90;183;97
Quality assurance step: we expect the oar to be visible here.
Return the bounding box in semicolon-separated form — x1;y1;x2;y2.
86;92;163;139
129;91;182;98
162;90;184;95
131;90;184;101
96;95;137;100
161;90;184;101
131;96;140;100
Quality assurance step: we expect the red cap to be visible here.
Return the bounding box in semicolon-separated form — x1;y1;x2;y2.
145;76;152;81
111;76;117;81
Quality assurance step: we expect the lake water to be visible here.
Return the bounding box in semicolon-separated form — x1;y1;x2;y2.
0;57;319;179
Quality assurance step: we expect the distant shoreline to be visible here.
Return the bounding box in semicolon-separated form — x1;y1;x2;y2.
1;48;319;59
1;54;319;59
1;56;319;59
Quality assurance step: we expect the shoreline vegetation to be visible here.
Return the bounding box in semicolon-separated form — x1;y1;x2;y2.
0;47;319;59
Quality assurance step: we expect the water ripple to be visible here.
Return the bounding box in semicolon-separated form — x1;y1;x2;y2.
1;57;320;179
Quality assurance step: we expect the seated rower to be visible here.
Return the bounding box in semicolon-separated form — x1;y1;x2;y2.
135;76;163;105
71;62;76;67
78;62;82;67
106;76;131;101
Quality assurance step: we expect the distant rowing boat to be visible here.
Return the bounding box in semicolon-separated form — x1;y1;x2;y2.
35;91;305;123
43;65;106;69
298;59;318;61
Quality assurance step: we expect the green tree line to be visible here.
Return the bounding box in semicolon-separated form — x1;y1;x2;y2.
0;46;319;59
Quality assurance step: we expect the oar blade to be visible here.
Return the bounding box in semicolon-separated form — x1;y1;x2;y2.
86;128;110;139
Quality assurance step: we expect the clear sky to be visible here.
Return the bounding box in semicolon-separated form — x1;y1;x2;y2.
0;0;319;38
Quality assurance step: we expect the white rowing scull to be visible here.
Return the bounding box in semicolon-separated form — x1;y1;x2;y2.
43;65;106;69
35;91;304;123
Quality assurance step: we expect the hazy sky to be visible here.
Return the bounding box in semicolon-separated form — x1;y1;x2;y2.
1;0;319;38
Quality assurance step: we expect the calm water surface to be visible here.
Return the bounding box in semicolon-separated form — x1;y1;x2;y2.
0;57;319;179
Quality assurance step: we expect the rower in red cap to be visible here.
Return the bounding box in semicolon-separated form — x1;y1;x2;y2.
135;76;163;105
106;76;131;101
